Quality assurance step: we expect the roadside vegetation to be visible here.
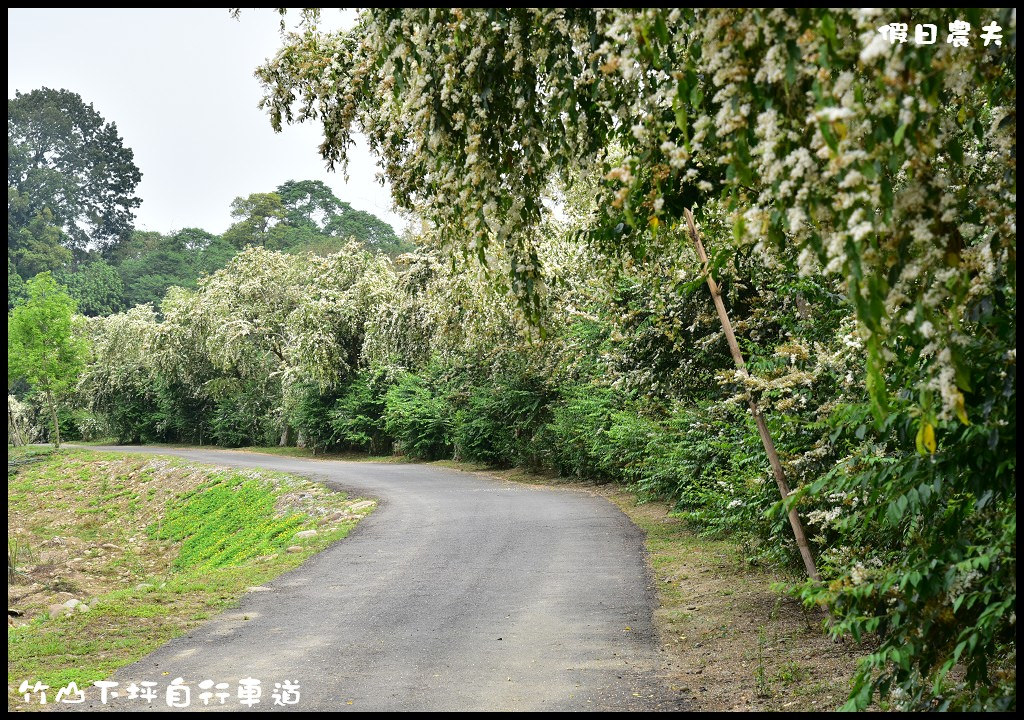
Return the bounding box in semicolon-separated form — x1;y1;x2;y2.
8;8;1015;712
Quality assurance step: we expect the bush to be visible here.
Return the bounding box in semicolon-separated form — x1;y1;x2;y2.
67;408;110;441
383;373;453;460
796;404;1017;711
103;390;168;444
209;381;278;448
537;384;620;481
330;371;393;454
453;372;552;467
288;384;337;453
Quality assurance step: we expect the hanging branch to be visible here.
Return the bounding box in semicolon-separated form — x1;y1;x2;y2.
684;208;820;581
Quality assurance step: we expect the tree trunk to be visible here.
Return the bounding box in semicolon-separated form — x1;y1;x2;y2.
47;391;61;450
8;399;25;447
279;425;291;447
684;209;820;581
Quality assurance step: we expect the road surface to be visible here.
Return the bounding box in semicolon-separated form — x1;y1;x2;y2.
71;446;686;712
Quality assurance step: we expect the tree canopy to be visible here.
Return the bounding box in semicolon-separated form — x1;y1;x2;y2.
7;272;87;448
224;180;412;256
256;8;1015;424
8;87;142;256
249;9;1015;710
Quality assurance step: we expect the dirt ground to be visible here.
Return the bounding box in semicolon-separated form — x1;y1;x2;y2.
602;488;864;711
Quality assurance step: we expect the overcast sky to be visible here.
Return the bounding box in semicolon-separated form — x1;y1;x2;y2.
7;8;406;236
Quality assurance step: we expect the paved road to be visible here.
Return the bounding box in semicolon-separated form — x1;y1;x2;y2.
72;447;686;712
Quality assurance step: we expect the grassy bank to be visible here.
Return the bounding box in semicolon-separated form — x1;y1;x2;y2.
7;448;375;710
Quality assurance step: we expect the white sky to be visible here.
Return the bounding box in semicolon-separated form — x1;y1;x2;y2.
7;8;406;236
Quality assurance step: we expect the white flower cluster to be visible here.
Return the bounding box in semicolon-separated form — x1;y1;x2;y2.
256;8;1015;418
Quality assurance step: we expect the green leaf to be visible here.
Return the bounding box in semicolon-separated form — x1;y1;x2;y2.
819;121;839;152
893;123;908;146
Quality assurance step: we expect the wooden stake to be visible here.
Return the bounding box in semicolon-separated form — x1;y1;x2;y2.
684;209;820;581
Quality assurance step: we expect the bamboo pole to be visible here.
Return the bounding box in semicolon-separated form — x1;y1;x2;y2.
684;209;820;581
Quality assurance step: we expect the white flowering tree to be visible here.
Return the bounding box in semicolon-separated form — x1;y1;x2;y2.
255;8;1016;709
79;304;161;441
81;242;401;447
284;243;399;390
257;7;1014;422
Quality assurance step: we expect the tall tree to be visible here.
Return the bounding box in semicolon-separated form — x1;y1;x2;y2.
225;182;411;256
277;179;345;231
276;179;411;255
222;192;288;249
173;227;237;276
8;87;142;256
8;273;87;448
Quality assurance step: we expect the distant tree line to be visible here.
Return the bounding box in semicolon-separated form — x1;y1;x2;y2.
8;87;411;315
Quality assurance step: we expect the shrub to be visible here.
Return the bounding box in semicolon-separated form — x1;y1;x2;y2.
453;372;552;467
288;384;337;453
383;373;453;460
537;384;620;481
209;381;278;448
330;370;393;454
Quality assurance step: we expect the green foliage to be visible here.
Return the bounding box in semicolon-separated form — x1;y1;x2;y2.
209;381;279;448
277;179;410;256
8;87;142;251
96;376;215;447
287;385;336;453
606;271;730;401
641;405;788;560
329;371;393;454
222;182;408;257
7;258;27;310
7;204;71;278
151;473;311;570
223;192;289;249
452;370;552;467
54;259;125;316
289;373;394;455
539;385;619;481
794;343;1017;710
7;273;88;448
65;407;110;442
99;227;238;310
383;372;453;460
113;230;203;308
